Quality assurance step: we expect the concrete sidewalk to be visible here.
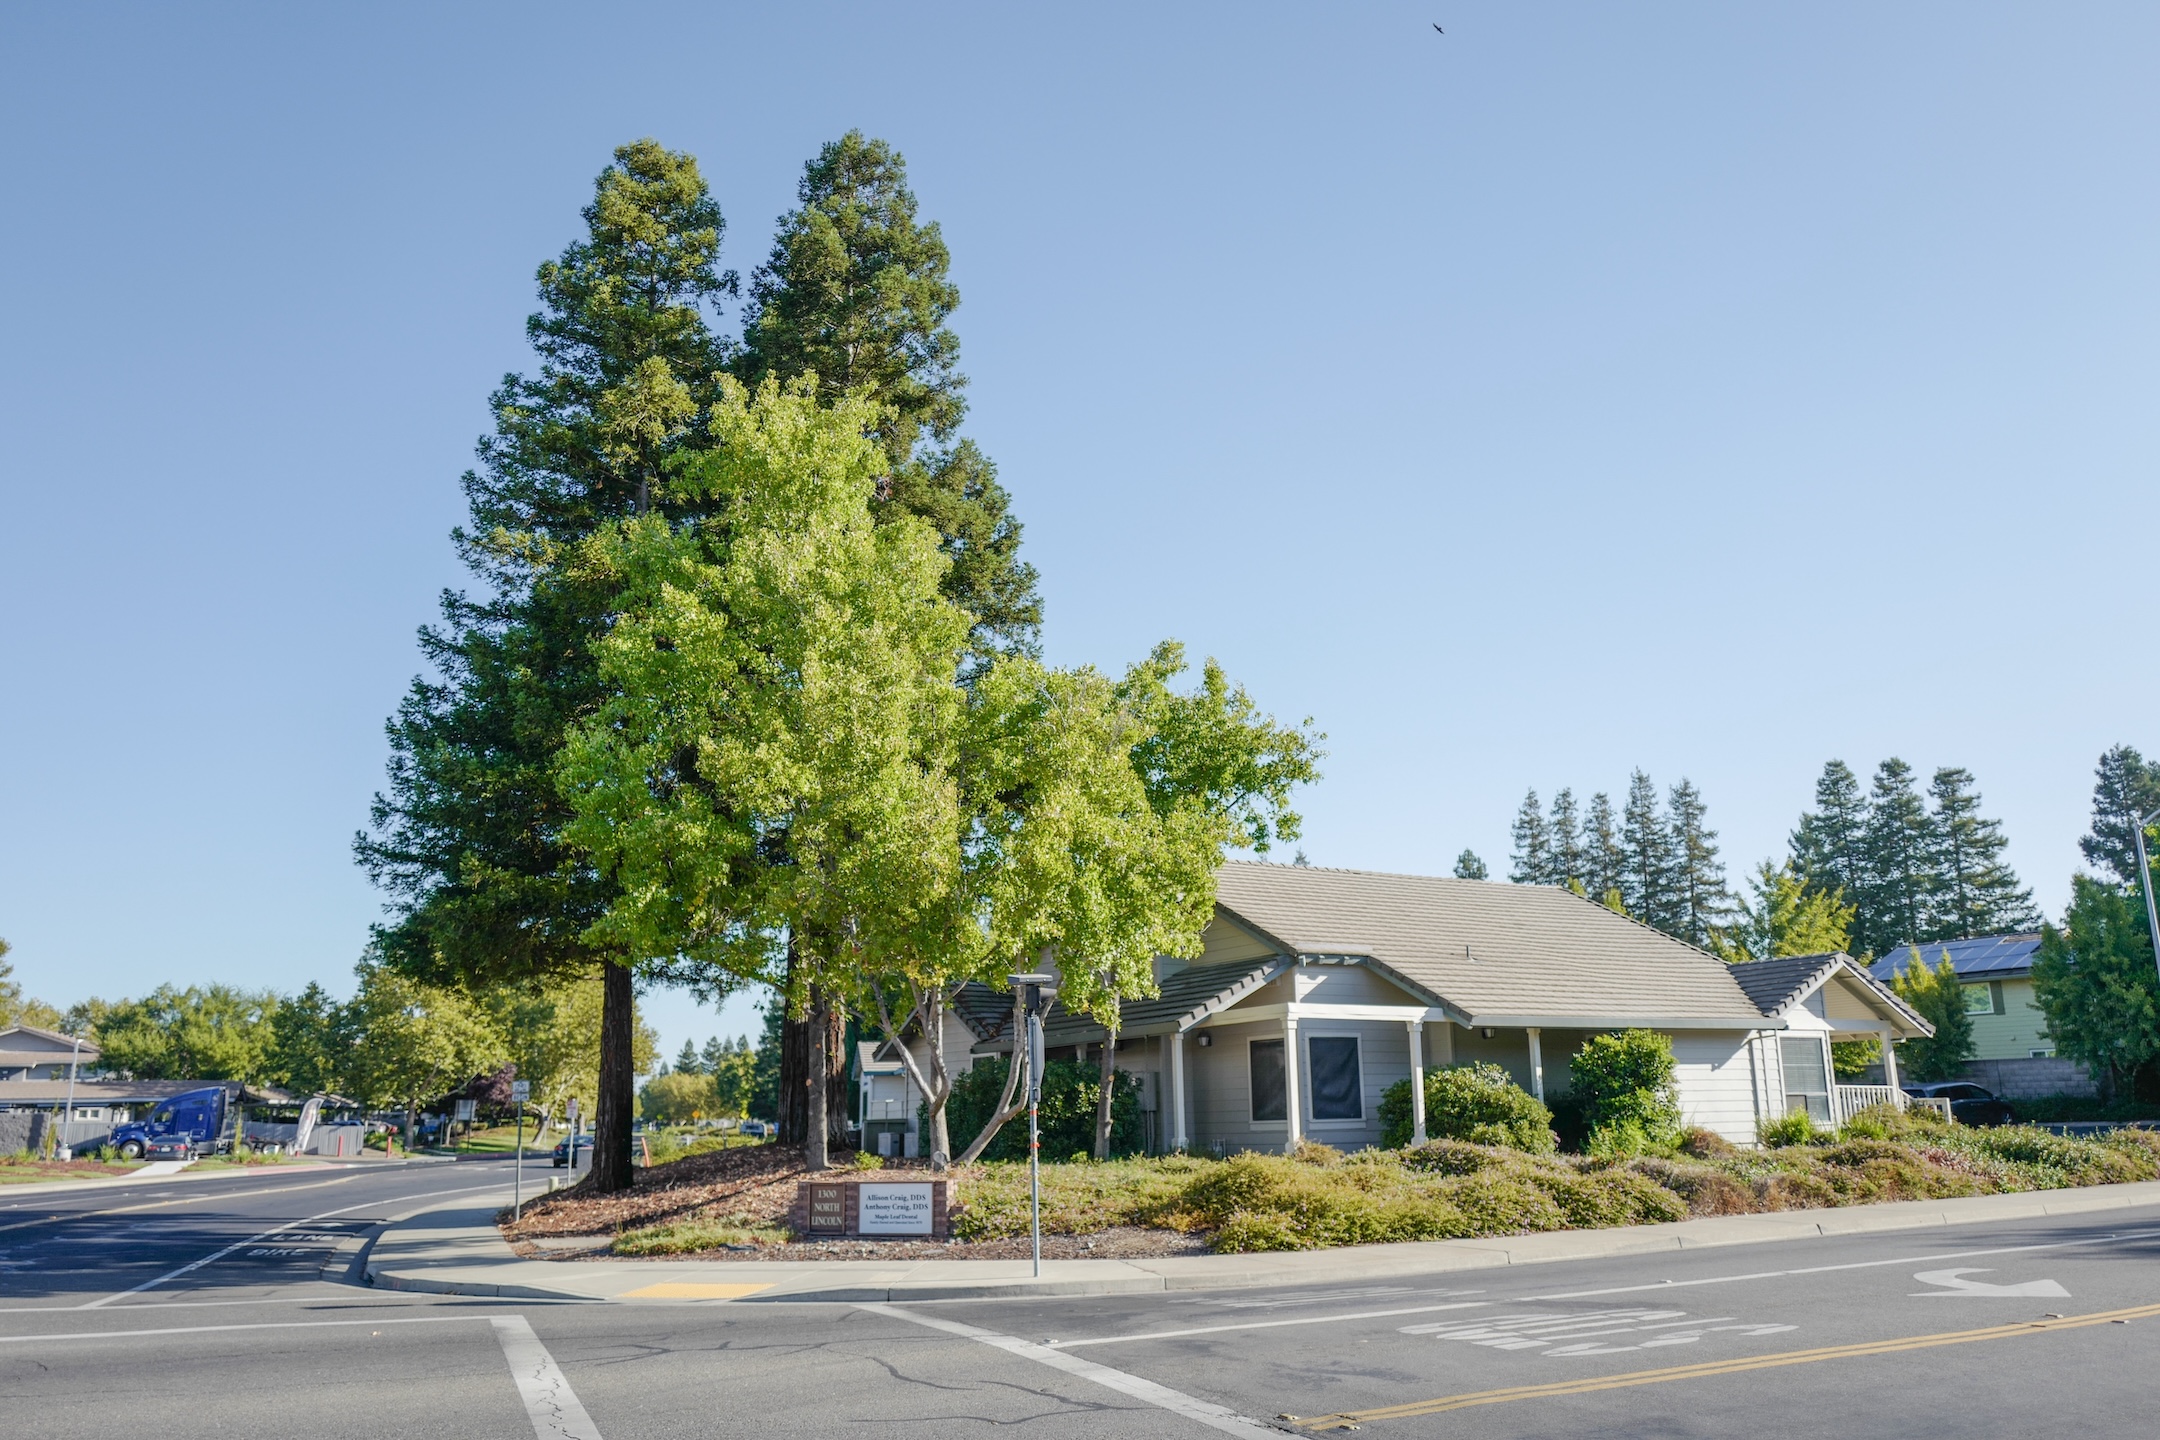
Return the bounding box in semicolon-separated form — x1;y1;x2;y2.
363;1178;2160;1305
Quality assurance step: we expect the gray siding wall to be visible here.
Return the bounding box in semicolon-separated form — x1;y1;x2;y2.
1187;1017;1414;1155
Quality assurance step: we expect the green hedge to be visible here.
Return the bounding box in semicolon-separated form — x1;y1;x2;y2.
1377;1062;1555;1152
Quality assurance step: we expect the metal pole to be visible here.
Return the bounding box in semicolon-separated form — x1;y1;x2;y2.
2134;808;2160;987
1027;1012;1043;1279
58;1032;81;1161
514;1108;524;1222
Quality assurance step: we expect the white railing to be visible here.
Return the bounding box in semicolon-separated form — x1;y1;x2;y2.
1832;1084;1909;1126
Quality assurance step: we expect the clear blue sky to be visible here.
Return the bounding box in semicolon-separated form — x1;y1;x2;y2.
3;5;2155;1063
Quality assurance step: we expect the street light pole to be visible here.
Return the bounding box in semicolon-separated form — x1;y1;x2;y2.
2133;807;2160;987
57;1030;82;1162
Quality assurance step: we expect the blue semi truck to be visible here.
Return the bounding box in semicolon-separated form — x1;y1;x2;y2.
109;1086;231;1160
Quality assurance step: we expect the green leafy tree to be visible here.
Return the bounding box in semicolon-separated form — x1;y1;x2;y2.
343;959;508;1146
939;1056;1141;1162
267;982;348;1095
1508;789;1550;884
1720;859;1855;963
639;1070;719;1124
735;130;1039;661
1926;766;2037;939
1888;948;1975;1082
1861;760;1935;952
1791;759;1874;951
708;1038;759;1117
2081;744;2160;888
2032;876;2160;1099
356;140;739;1192
1665;779;1731;949
1452;849;1488;880
93;985;282;1083
490;975;657;1137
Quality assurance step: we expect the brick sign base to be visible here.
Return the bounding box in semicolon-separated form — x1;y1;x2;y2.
791;1176;950;1238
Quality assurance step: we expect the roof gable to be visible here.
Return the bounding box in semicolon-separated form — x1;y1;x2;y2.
1731;951;1932;1036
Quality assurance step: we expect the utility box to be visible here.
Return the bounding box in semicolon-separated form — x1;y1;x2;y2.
792;1177;950;1239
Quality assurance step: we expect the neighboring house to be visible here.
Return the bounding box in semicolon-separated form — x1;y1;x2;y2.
0;1023;101;1087
1868;935;2098;1099
1726;953;1932;1125
963;861;1934;1152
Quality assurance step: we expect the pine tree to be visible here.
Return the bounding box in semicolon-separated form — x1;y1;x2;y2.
1859;759;1934;952
1926;766;2037;939
1621;771;1679;930
1791;760;1871;947
2082;745;2160;888
699;1035;732;1074
735;131;1040;662
1722;859;1855;962
673;1039;702;1076
1509;790;1552;884
1548;789;1584;893
1453;849;1489;880
356;141;737;1193
1666;778;1731;948
1583;792;1627;904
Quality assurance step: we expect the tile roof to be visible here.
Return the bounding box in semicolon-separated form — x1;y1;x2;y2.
982;959;1289;1051
1728;951;1933;1035
1868;933;2043;983
1210;861;1772;1027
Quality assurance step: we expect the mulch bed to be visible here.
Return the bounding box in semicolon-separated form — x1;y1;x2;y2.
497;1143;1212;1261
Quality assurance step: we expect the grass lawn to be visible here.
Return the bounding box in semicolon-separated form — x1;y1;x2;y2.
0;1155;143;1184
450;1125;553;1155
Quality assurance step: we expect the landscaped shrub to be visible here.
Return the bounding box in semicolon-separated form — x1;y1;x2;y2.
1679;1126;1736;1158
1570;1030;1683;1152
1379;1063;1555;1152
939;1056;1143;1162
1757;1109;1823;1148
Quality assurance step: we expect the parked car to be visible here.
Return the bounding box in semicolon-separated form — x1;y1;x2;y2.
142;1134;199;1161
1902;1082;2016;1127
551;1135;594;1168
738;1120;769;1138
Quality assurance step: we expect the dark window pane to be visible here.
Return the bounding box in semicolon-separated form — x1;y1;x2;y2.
1250;1039;1285;1122
1308;1037;1362;1120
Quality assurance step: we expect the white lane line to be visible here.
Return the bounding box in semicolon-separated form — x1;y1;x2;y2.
0;1175;368;1238
0;1315;482;1343
860;1302;1280;1439
492;1314;604;1440
1047;1300;1491;1349
76;1182;508;1308
1525;1228;2160;1302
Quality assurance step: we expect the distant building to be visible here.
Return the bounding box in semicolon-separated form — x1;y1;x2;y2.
1868;935;2050;1061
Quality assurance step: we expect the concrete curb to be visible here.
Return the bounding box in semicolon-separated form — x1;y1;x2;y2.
362;1178;2160;1305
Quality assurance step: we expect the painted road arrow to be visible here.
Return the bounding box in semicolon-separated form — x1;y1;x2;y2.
1911;1267;2070;1297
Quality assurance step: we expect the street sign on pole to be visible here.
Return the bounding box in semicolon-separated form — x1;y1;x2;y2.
510;1080;531;1104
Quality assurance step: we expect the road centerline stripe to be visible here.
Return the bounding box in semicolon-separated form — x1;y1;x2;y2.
492;1314;605;1440
860;1302;1282;1439
1293;1300;2160;1429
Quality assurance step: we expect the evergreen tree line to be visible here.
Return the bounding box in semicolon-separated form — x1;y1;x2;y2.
1506;772;1730;949
1789;759;2038;957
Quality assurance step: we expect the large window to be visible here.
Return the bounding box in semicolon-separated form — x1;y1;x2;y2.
1307;1036;1364;1121
1780;1036;1832;1123
1961;982;2004;1016
1249;1039;1286;1122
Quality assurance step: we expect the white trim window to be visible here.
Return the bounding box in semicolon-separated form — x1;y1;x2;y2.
1779;1036;1832;1123
1249;1038;1287;1123
1305;1035;1364;1123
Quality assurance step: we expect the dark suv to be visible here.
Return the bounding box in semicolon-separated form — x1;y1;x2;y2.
551;1135;594;1168
1902;1082;2016;1127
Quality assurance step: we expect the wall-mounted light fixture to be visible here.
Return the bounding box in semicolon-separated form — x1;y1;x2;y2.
1479;1027;1494;1039
1195;1032;1213;1048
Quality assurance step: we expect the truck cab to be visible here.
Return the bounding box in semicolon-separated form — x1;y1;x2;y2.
110;1086;229;1160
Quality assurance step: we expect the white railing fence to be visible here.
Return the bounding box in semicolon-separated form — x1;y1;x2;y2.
1831;1084;1909;1127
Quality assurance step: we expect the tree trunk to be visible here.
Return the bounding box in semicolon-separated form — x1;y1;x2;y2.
804;984;831;1171
590;961;636;1193
956;994;1028;1165
778;984;847;1148
1093;1027;1118;1160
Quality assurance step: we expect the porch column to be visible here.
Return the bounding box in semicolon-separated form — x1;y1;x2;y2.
1407;1019;1427;1146
1526;1026;1545;1103
1169;1029;1188;1150
1879;1024;1901;1102
1283;1012;1304;1152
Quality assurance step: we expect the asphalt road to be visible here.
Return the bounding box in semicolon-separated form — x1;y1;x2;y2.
4;1162;2159;1438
